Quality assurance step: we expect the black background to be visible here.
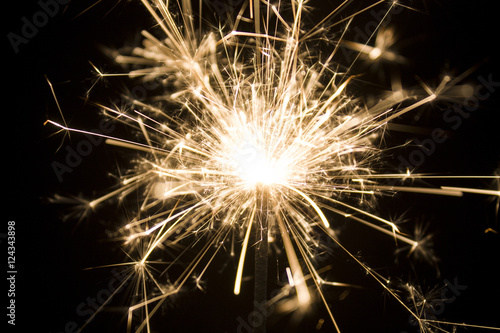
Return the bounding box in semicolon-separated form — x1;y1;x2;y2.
4;1;500;332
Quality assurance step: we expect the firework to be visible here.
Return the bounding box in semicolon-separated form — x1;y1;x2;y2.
46;1;500;332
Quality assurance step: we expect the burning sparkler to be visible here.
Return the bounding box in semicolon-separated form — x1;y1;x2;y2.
46;0;500;332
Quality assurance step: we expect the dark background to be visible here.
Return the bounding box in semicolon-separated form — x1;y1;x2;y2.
4;0;499;332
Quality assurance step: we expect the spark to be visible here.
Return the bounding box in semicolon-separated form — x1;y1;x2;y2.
47;0;500;332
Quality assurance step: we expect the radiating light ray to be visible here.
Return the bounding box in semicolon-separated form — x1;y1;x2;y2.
441;186;500;197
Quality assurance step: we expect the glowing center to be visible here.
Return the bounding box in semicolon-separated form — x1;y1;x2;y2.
232;141;282;185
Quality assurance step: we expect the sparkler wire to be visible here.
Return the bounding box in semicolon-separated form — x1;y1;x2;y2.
254;187;269;333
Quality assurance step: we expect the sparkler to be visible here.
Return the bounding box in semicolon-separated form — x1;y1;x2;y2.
46;0;500;332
